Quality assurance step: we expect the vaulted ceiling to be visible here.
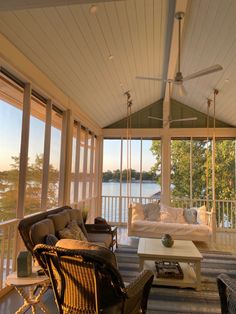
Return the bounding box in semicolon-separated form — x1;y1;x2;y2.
0;0;235;128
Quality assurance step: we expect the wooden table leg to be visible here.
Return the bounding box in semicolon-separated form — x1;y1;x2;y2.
115;229;118;248
195;260;201;291
14;282;50;314
139;257;144;271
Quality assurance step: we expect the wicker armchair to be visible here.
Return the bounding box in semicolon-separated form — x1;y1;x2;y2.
34;244;154;314
217;273;236;314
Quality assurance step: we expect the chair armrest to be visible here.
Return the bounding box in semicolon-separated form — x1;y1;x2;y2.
217;274;236;314
126;269;153;298
85;224;112;233
124;270;154;313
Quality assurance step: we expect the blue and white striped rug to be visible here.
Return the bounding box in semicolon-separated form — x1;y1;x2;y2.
115;245;236;314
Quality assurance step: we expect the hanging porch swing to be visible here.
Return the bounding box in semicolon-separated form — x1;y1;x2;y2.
127;90;218;243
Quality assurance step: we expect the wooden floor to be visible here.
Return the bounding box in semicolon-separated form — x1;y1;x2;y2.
0;228;236;314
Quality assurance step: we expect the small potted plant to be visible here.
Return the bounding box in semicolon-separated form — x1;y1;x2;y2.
82;206;89;223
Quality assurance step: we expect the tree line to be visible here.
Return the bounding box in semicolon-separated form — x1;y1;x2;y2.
102;169;158;182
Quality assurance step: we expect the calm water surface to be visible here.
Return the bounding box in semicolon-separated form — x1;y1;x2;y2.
102;182;160;197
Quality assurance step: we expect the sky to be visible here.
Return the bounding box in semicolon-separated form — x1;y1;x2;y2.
0;100;61;171
103;139;157;172
0;99;157;173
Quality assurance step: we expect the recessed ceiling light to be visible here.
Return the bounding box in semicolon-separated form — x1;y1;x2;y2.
89;5;98;14
108;54;114;60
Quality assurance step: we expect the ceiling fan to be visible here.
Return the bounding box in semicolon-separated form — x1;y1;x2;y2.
148;115;198;125
136;11;223;97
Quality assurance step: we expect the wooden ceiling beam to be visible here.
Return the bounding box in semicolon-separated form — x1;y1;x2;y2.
0;0;122;11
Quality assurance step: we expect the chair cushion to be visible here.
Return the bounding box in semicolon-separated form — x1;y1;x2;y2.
67;208;83;222
56;239;117;268
67;209;88;238
184;208;198;224
87;233;112;248
48;211;70;232
143;202;161;221
30;219;55;245
58;222;87;241
68;220;87;241
45;234;58;246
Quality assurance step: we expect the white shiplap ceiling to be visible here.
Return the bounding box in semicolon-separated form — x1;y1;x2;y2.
0;0;236;127
0;0;170;127
173;0;236;126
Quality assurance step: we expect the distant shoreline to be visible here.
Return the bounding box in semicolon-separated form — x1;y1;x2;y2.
102;180;157;183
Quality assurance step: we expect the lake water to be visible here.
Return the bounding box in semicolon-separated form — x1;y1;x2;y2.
102;182;160;197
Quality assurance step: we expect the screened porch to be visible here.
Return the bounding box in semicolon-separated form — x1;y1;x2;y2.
0;0;236;313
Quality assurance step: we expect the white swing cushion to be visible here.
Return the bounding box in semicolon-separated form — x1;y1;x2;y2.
197;205;207;225
143;202;161;221
131;203;145;221
160;205;186;224
128;203;212;242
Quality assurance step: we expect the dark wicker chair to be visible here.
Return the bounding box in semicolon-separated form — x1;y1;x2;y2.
34;244;154;314
217;273;236;314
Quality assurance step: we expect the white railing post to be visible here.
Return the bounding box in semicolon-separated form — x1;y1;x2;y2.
0;219;19;291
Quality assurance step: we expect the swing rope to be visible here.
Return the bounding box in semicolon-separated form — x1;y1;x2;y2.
206;99;211;212
212;89;218;218
125;91;132;206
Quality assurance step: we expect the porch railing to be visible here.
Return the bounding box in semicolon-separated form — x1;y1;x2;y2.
0;219;19;290
101;195;236;230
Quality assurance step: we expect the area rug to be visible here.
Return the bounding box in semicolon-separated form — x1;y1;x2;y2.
115;245;236;314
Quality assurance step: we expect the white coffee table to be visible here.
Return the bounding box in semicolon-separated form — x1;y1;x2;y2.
138;238;203;290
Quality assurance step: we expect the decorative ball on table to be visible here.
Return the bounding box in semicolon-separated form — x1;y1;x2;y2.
161;234;174;248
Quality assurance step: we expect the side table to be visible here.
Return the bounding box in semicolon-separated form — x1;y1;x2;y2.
6;267;50;314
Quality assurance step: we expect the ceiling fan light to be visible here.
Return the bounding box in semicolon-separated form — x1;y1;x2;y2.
89;5;98;14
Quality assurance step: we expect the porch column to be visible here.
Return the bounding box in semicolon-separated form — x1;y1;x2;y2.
161;99;171;205
74;122;81;205
96;135;103;217
58;109;73;205
17;83;31;219
41;99;52;210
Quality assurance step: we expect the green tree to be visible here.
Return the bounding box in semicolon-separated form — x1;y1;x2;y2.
150;139;235;200
0;154;59;221
150;140;162;186
0;156;20;220
215;140;235;200
170;140;190;198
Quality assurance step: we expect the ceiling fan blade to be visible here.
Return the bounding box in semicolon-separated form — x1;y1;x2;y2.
183;64;223;82
170;117;198;123
148;116;163;121
136;76;165;82
175;84;187;97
